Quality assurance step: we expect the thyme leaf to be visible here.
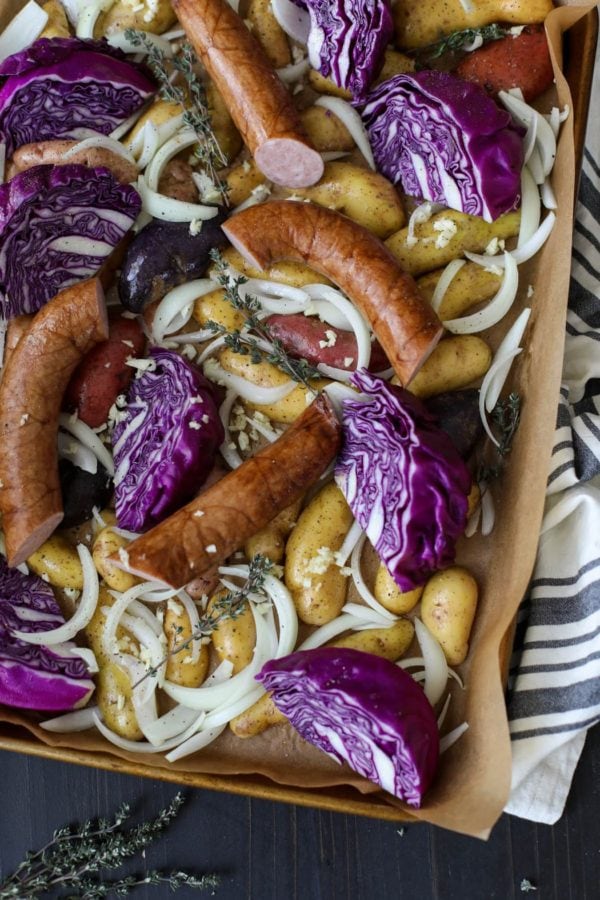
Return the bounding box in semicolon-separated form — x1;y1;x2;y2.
414;24;510;62
123;29;228;203
0;793;220;898
208;249;322;394
477;392;522;486
134;554;273;688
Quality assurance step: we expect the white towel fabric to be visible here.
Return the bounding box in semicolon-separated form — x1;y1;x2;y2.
505;48;600;823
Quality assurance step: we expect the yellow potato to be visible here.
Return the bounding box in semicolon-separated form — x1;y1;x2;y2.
126;99;181;151
394;0;553;50
289;162;405;239
376;48;415;81
417;263;502;321
385;210;521;277
217;348;329;424
85;586;138;665
40;0;70;38
92;509;117;534
92;528;139;593
96;661;143;741
208;590;256;674
27;535;83;590
284;482;354;625
405;335;492;399
206;82;243;163
308;69;351;98
466;483;481;519
421;567;479;665
374;565;422;615
214;247;331;288
230;619;415;737
300;106;354;153
164;598;209;687
224;160;267;207
96;0;176;37
247;0;291;68
244;498;303;564
193;288;245;332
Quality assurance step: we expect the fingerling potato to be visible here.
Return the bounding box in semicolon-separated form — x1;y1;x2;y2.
214;247;331;288
300;106;354;153
308;69;351;98
40;0;70;38
96;0;176;37
247;0;291;68
284;482;354;625
194;288;245;332
374;565;423;614
417;262;502;321
421;567;479;665
96;661;143;741
206;82;243;163
92;527;139;593
164;598;209;687
404;335;492;399
208;590;256;674
244;498;303;564
385;209;521;277
224;160;267;207
27;535;83;590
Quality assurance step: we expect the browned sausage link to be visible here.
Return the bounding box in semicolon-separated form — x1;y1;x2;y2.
117;394;342;588
223;201;444;385
9;141;139;184
0;279;108;566
173;0;323;188
3;315;33;371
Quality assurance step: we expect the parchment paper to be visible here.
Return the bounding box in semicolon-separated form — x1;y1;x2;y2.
0;0;596;839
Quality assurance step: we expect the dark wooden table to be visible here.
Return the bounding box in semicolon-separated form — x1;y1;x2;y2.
0;723;598;900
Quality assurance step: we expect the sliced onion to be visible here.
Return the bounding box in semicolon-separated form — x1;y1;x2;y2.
164;724;226;762
458;0;474;12
303;284;371;379
13;546;98;645
201;686;265;731
92;711;197;754
443;252;519;333
175;589;202;664
231;184;273;214
350;535;397;622
245;278;310;308
271;0;310;43
479;348;522;447
128;599;163;637
430;259;466;314
277;58;310;84
103;581;176;662
203;358;296;404
58;413;114;477
522;115;538;165
336;519;363;567
484;307;531;413
0;1;48;62
405;201;445;248
464;504;481;538
414;618;448;707
397;656;425;670
541;178;557;210
152;279;214;342
40;707;98;733
499;91;556;177
323;382;366;418
168;328;217;345
57;432;98;475
315;96;375;170
68;646;99;674
518;167;541;249
137;176;219;223
142;706;201;746
437;694;452;729
76;0;113;38
110;106;149;142
161;27;186;41
341;602;395;629
527;145;545;185
219;566;299;658
467;213;555;270
218;388;244;470
108;29;173;58
480;488;495;536
298;613;359;651
120;613;167;687
203;659;234;686
145;128;198;191
133;121;159;170
62;135;136;166
440;721;469;753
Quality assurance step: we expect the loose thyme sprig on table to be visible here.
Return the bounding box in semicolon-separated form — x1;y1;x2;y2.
207;249;322;395
414;24;510;62
123;29;228;202
477;391;522;484
0;793;219;899
135;553;273;688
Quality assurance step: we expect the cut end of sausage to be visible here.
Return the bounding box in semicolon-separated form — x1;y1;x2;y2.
254;139;324;188
403;323;446;387
222;224;266;271
7;512;64;569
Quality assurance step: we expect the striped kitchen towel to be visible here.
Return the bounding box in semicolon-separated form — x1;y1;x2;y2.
505;51;600;824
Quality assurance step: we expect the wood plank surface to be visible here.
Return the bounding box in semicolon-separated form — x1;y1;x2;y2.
0;723;598;899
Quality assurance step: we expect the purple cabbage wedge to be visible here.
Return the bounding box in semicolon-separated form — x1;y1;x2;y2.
360;70;524;221
258;648;439;807
301;0;393;98
113;348;224;532
0;37;155;156
0;556;94;711
0;164;140;318
335;370;471;592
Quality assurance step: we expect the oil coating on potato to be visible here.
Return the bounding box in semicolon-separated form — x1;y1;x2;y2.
284;482;354;625
194;288;245;332
213;247;331;288
244;498;303;564
40;0;70;38
208;589;256;674
96;0;176;37
385;209;521;277
218;348;329;424
300;106;354;153
92;527;138;593
247;0;291;68
164;598;209;687
406;335;492;399
420;566;479;665
417;263;502;321
27;534;83;590
224;160;267;207
287;162;406;239
373;564;423;615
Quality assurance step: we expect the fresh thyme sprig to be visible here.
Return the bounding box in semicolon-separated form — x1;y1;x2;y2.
208;249;322;394
124;29;228;202
414;24;510;63
134;554;273;688
0;793;219;899
477;391;522;485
